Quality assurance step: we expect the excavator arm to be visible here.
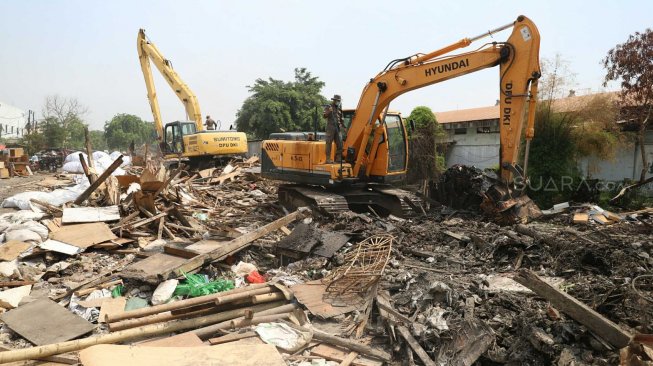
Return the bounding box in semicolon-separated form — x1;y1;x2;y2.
345;15;541;184
137;29;203;137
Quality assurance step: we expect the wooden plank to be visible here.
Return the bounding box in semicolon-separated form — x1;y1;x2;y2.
340;352;359;366
396;325;436;366
73;155;123;205
171;210;305;276
62;206;120;224
591;213;610;225
513;269;632;348
0;299;94;345
139;332;204;347
208;331;257;345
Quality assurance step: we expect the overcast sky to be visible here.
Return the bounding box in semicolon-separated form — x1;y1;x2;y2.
1;0;651;131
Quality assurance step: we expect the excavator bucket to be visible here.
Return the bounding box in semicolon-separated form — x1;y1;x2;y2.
432;165;541;225
480;181;542;225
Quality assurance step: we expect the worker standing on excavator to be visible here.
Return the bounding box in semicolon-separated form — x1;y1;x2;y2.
205;115;217;130
323;94;344;163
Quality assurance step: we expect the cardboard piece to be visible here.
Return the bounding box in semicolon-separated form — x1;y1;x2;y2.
0;285;32;309
50;223;117;249
99;297;126;323
572;213;589;224
79;343;286;366
0;298;94;345
62;206;120;224
0;240;32;261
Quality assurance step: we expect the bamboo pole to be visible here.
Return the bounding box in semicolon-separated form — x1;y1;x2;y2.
109;294;284;332
251;292;285;304
106;283;270;323
193;303;298;339
0;302;291;364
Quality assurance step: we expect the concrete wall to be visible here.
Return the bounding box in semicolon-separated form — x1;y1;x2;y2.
443;121;500;170
441;121;653;186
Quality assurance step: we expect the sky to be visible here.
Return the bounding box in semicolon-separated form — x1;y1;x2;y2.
1;0;652;131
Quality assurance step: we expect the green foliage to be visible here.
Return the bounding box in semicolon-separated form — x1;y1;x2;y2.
89;130;108;151
235;68;328;138
104;114;155;150
407;106;438;130
406;106;446;182
526;107;582;208
19;133;47;155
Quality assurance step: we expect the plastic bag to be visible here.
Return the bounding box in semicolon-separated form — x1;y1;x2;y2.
246;270;266;284
173;273;234;297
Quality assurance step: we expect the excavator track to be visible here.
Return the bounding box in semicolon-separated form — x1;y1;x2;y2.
278;184;425;218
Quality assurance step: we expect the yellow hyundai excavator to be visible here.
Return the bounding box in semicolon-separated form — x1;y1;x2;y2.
261;15;542;222
137;29;248;168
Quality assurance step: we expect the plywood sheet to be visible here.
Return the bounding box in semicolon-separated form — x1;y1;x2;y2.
62;206;120;224
139;333;205;347
50;223;117;249
0;298;94;345
311;344;383;366
0;241;32;261
79;343;286;366
98;296;126;323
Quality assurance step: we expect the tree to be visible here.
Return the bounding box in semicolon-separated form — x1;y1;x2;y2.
603;28;653;184
89;130;108;151
104;114;155;150
42;95;89;149
235;68;328;138
406;106;445;183
539;54;577;102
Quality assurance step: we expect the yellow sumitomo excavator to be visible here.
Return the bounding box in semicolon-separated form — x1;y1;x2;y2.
137;29;247;168
261;15;542;222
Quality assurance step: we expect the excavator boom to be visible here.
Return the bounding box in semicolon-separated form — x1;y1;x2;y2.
137;29;203;134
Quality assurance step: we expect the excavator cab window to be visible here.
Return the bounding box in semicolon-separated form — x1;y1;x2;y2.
385;114;407;172
180;122;197;136
164;123;184;153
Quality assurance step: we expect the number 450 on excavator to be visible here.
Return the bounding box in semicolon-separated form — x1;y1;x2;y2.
261;15;543;223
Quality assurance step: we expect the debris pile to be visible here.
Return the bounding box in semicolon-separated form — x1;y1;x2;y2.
0;153;650;365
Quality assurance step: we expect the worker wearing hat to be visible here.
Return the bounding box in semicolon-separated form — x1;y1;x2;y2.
323;94;344;163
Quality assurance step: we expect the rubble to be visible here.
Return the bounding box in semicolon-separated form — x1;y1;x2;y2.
0;152;649;365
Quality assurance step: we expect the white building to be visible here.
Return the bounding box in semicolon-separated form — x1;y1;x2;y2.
0;101;28;139
435;93;653;183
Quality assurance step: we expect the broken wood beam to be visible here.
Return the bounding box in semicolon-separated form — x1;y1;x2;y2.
513;269;632;348
171;209;306;276
29;198;62;213
338;351;359;366
397;325;436;366
208;331;257;345
73;155;123;205
514;224;558;247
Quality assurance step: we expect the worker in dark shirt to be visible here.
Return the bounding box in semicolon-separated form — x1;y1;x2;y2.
323;95;344;163
205;115;217;130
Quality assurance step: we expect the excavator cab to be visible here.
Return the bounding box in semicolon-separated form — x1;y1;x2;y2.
163;121;196;154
